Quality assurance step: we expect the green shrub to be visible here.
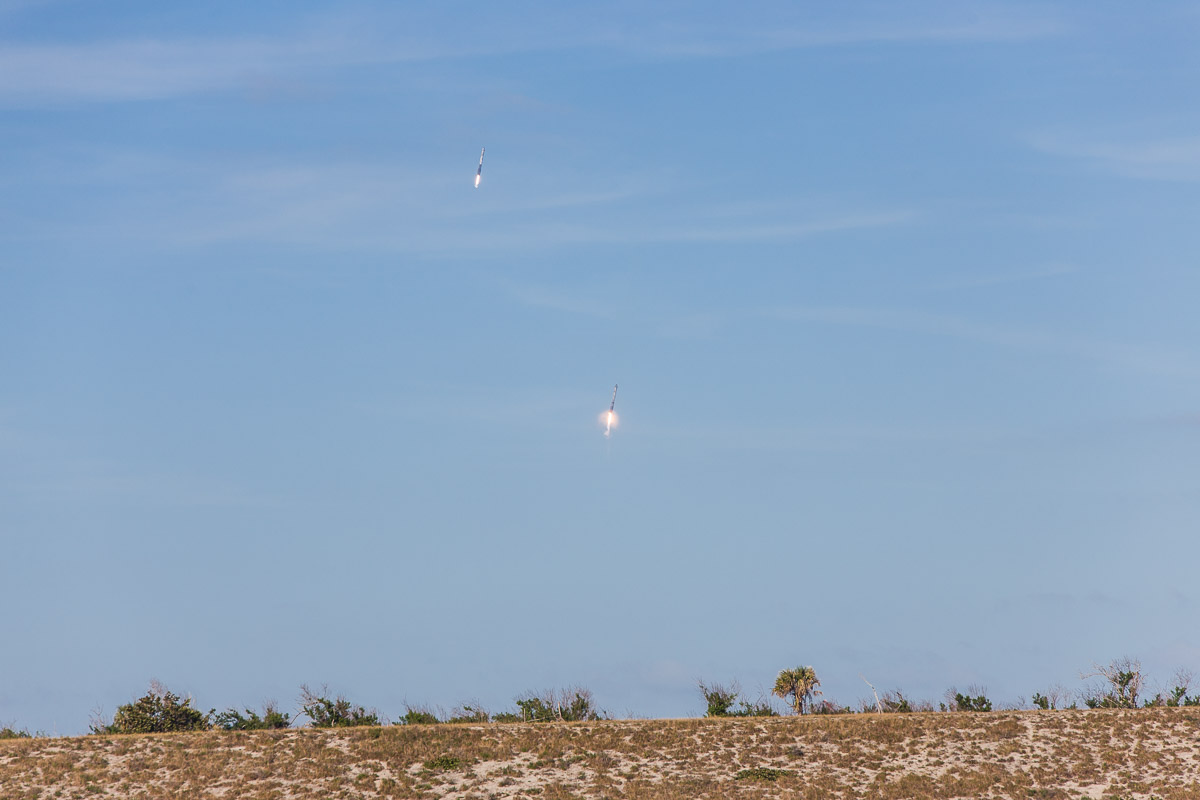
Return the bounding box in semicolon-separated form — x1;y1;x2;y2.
953;692;992;712
699;681;740;717
735;767;791;782
94;683;210;734
399;706;441;725
299;684;379;728
446;704;489;724
809;700;852;715
424;755;463;771
514;687;603;722
213;703;291;730
698;681;778;717
0;726;32;739
1081;658;1143;709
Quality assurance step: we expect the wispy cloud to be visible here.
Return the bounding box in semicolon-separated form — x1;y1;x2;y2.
0;427;270;510
0;3;1061;104
1029;133;1200;181
612;5;1061;58
926;262;1079;291
0;37;345;103
5;147;912;255
770;305;1198;377
503;283;615;318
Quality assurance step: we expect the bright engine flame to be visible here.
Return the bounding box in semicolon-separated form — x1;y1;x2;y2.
601;409;618;438
474;173;481;188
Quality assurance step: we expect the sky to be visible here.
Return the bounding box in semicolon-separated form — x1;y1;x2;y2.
3;1;1200;735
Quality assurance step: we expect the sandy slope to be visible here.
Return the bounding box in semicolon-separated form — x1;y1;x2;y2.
2;708;1198;799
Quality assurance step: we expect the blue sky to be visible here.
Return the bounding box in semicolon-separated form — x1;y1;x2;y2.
3;1;1200;734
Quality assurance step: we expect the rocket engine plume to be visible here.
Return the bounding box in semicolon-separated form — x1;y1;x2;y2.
474;146;485;188
602;384;618;438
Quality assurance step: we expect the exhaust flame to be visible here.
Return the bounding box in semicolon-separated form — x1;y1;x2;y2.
474;173;481;188
601;409;618;438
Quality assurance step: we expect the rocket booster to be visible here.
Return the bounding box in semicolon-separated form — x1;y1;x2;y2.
609;384;618;412
474;147;485;187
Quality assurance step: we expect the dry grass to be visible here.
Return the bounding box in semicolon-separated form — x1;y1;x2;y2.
1;708;1198;799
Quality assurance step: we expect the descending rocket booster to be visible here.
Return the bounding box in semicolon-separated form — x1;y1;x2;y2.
603;384;619;438
474;147;485;188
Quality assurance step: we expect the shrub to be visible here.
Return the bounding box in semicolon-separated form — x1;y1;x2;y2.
446;704;489;724
698;681;779;717
699;681;740;717
398;706;441;725
954;692;992;712
862;690;933;713
736;767;791;782
809;700;852;715
733;698;780;717
213;702;291;730
424;755;463;771
1080;658;1143;709
94;682;210;734
1144;669;1200;707
299;684;379;728
0;726;32;739
944;686;992;712
514;687;604;722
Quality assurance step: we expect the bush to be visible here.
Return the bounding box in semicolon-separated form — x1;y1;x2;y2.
735;767;791;782
953;692;992;712
514;687;603;722
1080;658;1144;709
213;702;291;730
944;686;992;712
698;681;779;717
299;684;379;728
699;681;740;717
0;726;32;739
94;683;210;734
809;700;852;715
398;706;441;725
424;755;464;771
446;704;489;724
861;690;933;713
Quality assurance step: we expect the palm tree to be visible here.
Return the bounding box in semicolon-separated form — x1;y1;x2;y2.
773;666;822;715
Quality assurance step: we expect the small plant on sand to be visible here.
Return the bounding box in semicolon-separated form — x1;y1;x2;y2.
736;767;792;782
809;699;852;715
398;705;442;725
698;681;778;717
424;755;464;771
514;687;604;722
92;681;210;734
861;690;933;713
1032;684;1070;710
213;702;291;730
1081;658;1144;709
1144;669;1200;707
944;686;992;712
299;684;379;728
699;681;740;717
446;704;489;724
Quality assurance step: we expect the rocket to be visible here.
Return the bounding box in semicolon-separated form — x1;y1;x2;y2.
609;384;618;412
474;146;485;188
